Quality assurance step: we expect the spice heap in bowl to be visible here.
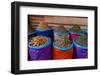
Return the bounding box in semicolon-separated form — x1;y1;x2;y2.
69;25;81;33
53;26;68;35
29;36;49;47
75;35;87;47
53;25;69;40
54;37;71;48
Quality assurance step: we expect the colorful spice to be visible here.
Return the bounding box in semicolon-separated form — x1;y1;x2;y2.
29;36;49;47
69;25;81;33
54;37;71;48
75;35;87;47
53;25;68;35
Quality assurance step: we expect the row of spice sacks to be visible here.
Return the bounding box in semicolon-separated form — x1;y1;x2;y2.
28;23;88;61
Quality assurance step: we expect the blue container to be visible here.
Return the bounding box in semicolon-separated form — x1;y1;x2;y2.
28;37;52;60
73;40;88;59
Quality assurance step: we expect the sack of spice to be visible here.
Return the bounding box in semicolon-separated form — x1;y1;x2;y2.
53;37;73;59
69;25;82;40
53;26;69;40
36;21;53;41
73;35;88;58
28;36;52;60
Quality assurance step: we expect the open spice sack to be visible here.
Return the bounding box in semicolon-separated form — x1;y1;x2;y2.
53;37;73;59
73;35;88;58
28;36;52;60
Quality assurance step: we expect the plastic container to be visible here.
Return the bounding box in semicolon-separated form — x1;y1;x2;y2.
53;42;73;59
28;37;52;60
36;29;53;41
73;40;88;59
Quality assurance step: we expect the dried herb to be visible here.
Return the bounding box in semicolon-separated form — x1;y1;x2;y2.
75;35;87;47
29;36;49;47
70;25;81;33
53;26;68;35
54;37;71;48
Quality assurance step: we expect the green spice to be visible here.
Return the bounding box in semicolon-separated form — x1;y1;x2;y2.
70;25;81;33
75;35;87;47
53;26;68;35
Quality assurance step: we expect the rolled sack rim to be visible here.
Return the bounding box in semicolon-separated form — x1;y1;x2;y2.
53;41;73;51
28;36;52;50
28;30;37;36
73;40;87;49
69;31;87;36
36;28;53;32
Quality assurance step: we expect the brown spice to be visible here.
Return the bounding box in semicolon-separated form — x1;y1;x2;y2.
54;37;71;48
30;36;49;47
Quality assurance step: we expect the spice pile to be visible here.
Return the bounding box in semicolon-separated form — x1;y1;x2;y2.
75;35;87;47
29;36;49;47
69;25;81;33
54;37;71;48
53;26;68;35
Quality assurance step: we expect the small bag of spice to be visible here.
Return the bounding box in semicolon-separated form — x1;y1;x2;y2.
73;35;88;58
28;36;52;60
53;37;73;59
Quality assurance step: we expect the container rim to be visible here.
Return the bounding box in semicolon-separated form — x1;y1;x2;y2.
36;28;52;31
73;40;87;49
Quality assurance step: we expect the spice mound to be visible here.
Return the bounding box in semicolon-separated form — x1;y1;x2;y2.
53;26;68;35
75;35;87;47
54;37;71;48
70;25;81;33
29;36;49;47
